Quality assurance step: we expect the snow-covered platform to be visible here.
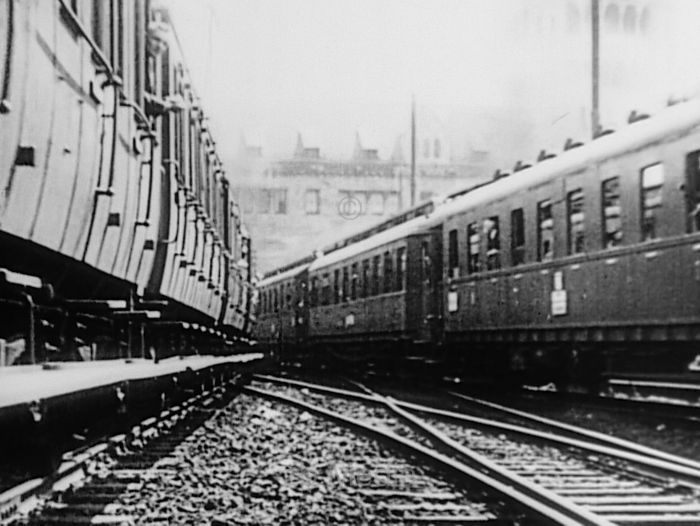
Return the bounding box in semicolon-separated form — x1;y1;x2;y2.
0;354;264;409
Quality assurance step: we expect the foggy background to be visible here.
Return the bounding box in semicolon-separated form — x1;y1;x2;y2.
167;0;700;165
165;0;700;272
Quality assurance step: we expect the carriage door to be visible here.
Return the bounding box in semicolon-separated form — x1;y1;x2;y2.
419;227;443;344
686;150;700;232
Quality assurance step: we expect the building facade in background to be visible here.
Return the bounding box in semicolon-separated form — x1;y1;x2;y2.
232;126;490;274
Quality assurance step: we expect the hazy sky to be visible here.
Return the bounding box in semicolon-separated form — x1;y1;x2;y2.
166;0;517;158
166;0;700;162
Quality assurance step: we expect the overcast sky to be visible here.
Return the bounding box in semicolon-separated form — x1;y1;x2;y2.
166;0;520;158
166;0;700;162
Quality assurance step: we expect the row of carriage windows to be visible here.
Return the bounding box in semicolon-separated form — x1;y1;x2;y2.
258;248;409;314
447;162;669;277
261;154;700;308
311;247;407;307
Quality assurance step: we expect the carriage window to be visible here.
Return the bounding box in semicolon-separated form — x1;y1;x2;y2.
421;241;432;285
396;247;406;291
383;251;393;293
484;216;500;270
342;267;349;302
371;255;381;296
361;259;370;298
602;177;622;248
467;222;480;273
351;263;359;300
321;274;331;306
334;269;341;303
448;229;459;278
285;283;292;309
567;189;585;254
305;189;321;215
686;151;700;232
537;199;554;261
641;163;664;241
310;277;318;307
511;208;525;266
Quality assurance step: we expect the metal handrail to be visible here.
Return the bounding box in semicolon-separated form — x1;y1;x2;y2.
57;0;115;80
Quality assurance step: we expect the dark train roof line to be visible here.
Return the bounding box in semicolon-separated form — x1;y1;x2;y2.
263;98;700;280
262;254;316;280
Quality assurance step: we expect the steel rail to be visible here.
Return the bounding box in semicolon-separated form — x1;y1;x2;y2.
254;374;700;486
245;384;613;526
450;391;700;472
0;385;227;525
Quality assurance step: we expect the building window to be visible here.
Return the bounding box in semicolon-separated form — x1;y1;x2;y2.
371;255;381;296
240;188;254;213
361;259;370;298
484;216;500;270
537;199;554;261
350;263;358;300
448;229;459;278
434;139;441;158
639;7;650;34
567;189;585;254
566;3;580;33
304;189;320;214
383;251;393;293
467;222;480;273
602;177;622;248
641;163;664;241
272;188;287;214
257;189;270;214
385;192;399;214
604;3;620;32
511;208;525;266
396;246;406;291
368;192;384;215
623;5;636;34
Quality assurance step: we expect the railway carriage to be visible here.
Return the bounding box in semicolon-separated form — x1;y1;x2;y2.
256;259;311;356
303;217;443;364
440;100;700;382
0;0;255;362
261;98;700;385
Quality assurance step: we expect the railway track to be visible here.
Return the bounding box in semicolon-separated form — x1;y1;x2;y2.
253;374;700;525
1;380;238;525
8;371;700;524
3;380;516;525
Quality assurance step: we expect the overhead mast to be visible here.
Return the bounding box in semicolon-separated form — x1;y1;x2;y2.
591;0;600;137
410;94;417;207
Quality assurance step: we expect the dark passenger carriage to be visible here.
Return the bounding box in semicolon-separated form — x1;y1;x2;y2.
305;216;443;362
260;99;700;384
441;99;700;381
256;259;311;356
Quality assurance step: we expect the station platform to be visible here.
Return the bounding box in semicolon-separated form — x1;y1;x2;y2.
0;354;264;409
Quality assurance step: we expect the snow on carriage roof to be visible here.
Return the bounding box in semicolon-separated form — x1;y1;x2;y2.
258;261;311;287
309;99;700;272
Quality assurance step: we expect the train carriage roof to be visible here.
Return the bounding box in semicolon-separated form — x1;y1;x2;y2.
258;260;312;288
307;99;700;273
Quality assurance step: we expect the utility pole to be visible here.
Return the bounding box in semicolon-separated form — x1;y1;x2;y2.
591;0;600;138
410;95;417;207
